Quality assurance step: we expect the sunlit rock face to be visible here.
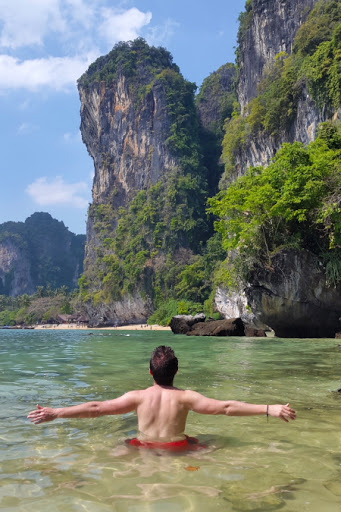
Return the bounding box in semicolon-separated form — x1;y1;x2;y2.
233;0;326;176
79;75;178;324
79;75;178;207
238;0;317;112
78;42;205;326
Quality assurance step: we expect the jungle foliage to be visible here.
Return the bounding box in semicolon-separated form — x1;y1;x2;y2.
0;287;80;326
78;38;179;99
210;122;341;286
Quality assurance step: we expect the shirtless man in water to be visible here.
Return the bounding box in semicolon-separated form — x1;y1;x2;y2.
28;346;296;448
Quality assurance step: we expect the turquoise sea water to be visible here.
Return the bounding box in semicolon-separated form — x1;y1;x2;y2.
1;329;341;511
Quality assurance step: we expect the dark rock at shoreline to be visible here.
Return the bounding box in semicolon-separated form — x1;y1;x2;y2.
245;249;341;338
170;314;268;337
245;327;267;337
170;314;206;334
186;317;245;337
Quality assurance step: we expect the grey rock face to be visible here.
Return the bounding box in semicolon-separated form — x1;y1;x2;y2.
79;76;178;208
215;286;267;328
84;291;153;327
232;0;327;176
197;64;236;133
232;88;330;178
170;313;206;334
238;0;318;112
79;75;181;300
245;250;341;338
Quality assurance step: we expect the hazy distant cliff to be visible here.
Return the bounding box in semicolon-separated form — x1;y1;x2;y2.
0;213;85;296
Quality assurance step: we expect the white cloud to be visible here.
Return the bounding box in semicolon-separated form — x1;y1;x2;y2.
18;99;32;110
63;0;95;30
99;7;152;46
0;53;97;91
26;176;89;208
0;2;176;92
17;122;39;135
0;0;65;49
63;131;82;143
146;19;180;47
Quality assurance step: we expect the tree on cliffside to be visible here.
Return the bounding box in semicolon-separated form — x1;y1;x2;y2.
209;122;341;286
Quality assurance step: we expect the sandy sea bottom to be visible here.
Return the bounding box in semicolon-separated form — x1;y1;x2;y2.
1;329;341;511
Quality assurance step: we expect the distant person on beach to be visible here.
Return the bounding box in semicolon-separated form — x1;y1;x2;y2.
28;345;296;451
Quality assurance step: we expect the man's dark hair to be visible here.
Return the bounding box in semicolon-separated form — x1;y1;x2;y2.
150;346;178;386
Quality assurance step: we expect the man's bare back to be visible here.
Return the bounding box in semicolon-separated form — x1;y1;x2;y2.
28;346;296;441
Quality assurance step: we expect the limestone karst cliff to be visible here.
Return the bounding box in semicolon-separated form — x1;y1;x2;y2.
78;39;210;325
0;213;85;296
237;0;318;112
222;0;340;179
76;3;341;335
213;0;341;337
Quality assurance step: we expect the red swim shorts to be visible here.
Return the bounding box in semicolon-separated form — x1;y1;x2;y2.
125;435;206;452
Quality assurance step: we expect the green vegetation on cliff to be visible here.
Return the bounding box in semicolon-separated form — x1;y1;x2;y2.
196;63;237;139
222;0;341;179
80;41;218;320
78;3;341;325
78;38;179;95
0;287;82;326
210;122;341;286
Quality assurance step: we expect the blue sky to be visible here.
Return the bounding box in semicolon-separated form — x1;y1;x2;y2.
0;0;245;235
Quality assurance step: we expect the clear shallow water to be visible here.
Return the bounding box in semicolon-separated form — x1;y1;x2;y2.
1;329;341;511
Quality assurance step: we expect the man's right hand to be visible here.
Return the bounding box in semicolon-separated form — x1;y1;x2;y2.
27;404;57;424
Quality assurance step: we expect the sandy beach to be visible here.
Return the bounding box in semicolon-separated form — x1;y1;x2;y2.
34;323;171;331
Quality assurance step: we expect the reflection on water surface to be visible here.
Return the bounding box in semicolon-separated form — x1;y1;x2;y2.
1;329;341;511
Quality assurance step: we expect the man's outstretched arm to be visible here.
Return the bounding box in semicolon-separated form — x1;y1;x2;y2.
185;391;296;422
27;391;139;424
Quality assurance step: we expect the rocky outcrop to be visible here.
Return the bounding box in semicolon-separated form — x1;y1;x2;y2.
233;0;328;174
79;76;178;208
187;317;245;337
78;40;208;325
245;250;341;338
197;63;236;134
169;313;206;334
169;315;259;337
214;0;341;337
238;0;317;112
0;213;85;296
